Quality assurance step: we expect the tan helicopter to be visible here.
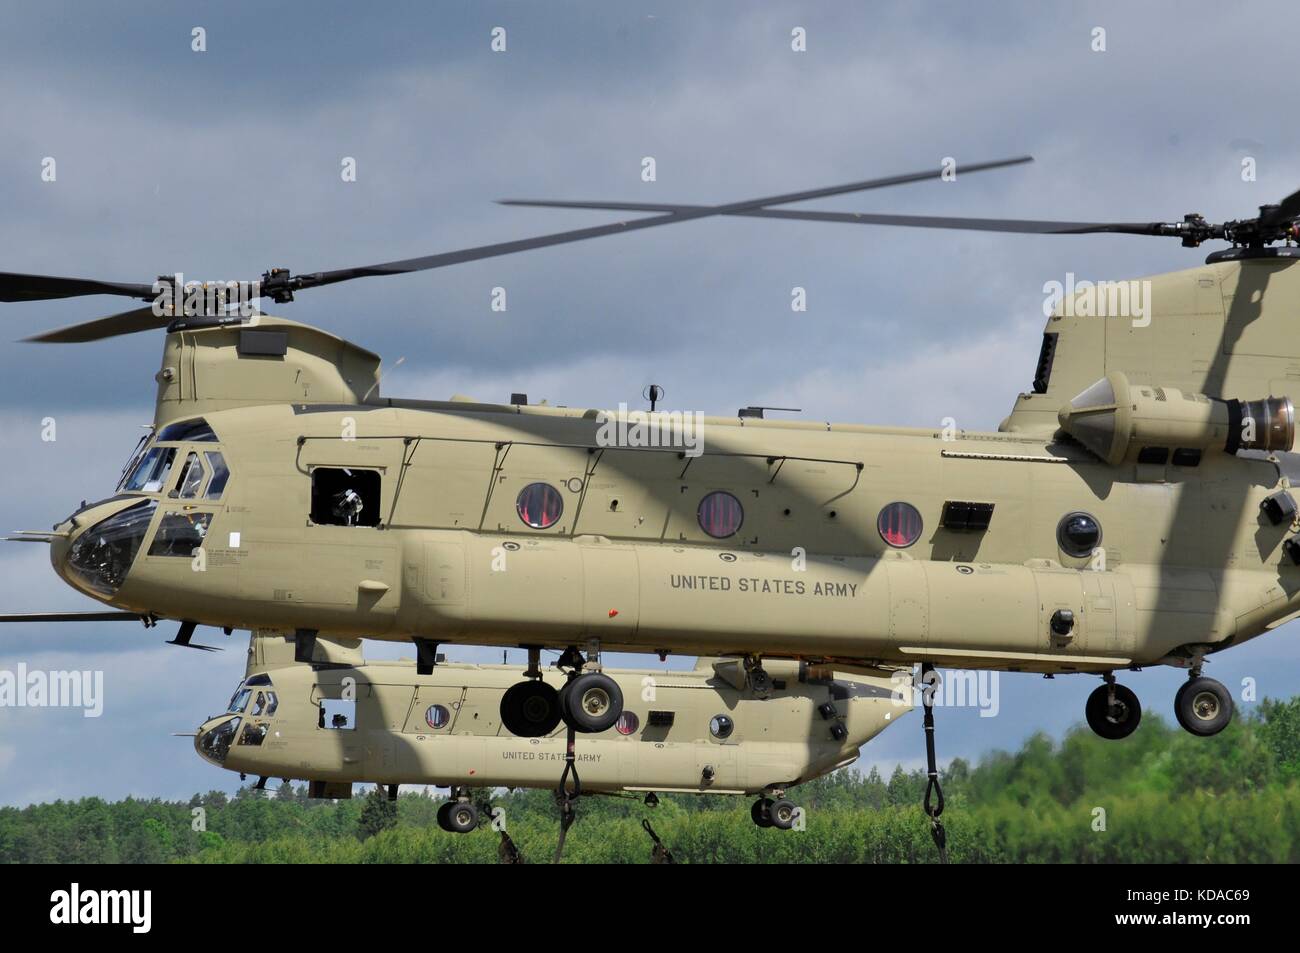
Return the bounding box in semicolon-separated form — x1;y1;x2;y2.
6;155;1300;766
193;633;908;833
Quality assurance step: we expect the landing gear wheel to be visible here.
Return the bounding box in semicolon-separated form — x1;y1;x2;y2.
1085;683;1142;740
436;801;452;832
560;672;624;733
443;800;479;834
767;798;798;831
500;680;562;737
751;798;774;828
1175;677;1234;736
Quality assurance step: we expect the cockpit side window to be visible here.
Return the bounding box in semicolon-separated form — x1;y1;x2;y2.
265;692;278;716
123;447;177;493
252;692;267;716
173;452;206;499
204;452;230;499
147;511;212;557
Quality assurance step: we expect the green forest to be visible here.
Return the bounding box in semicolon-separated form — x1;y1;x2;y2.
4;696;1300;864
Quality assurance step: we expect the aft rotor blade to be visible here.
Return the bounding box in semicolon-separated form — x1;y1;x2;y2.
1259;186;1300;228
285;156;1034;292
24;305;170;343
0;271;155;303
0;611;151;623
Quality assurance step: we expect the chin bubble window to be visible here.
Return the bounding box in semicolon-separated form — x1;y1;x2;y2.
710;714;735;739
698;491;743;539
516;482;563;529
877;501;922;548
1057;511;1102;558
66;500;157;595
197;717;240;765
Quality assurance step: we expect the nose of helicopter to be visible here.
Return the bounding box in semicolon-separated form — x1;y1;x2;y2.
48;531;72;578
52;498;157;598
195;714;242;766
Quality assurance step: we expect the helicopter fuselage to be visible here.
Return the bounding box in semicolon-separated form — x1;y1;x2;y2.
48;314;1300;674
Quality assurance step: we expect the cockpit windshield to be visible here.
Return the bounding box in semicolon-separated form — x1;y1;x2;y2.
226;676;276;715
116;430;153;491
122;447;177;493
227;687;252;713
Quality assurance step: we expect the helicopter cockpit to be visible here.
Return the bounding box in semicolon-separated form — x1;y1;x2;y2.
58;416;232;596
116;417;229;496
195;674;279;766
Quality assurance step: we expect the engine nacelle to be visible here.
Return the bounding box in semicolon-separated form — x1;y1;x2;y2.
1058;371;1294;465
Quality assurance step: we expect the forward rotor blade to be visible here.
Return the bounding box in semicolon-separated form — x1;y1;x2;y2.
0;272;154;303
0;611;150;623
286;156;1033;292
24;305;169;343
501;198;1166;236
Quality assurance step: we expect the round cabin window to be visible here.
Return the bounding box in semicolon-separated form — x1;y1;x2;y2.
615;711;640;736
878;501;923;548
516;482;563;529
1057;511;1102;558
698;491;744;539
710;714;735;739
425;704;451;729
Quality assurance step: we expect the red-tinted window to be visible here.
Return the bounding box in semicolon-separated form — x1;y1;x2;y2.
615;711;640;736
877;501;922;548
516;482;563;529
698;491;743;538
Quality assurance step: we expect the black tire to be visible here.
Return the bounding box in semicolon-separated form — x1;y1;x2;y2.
768;798;798;830
444;800;479;834
500;680;562;737
1175;677;1234;736
560;672;624;733
1085;683;1141;740
436;801;453;832
751;798;774;828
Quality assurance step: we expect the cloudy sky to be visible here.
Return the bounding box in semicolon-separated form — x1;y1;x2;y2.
3;1;1300;805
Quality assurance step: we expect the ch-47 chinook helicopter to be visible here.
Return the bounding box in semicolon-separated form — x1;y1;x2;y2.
6;154;1300;764
193;633;908;836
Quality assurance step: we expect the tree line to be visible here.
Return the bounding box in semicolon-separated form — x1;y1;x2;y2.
3;696;1298;863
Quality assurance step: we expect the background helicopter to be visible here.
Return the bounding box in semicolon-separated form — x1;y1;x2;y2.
5;156;1300;764
192;633;909;836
